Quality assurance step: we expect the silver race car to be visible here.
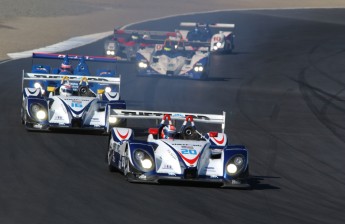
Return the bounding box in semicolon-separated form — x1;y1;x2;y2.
106;109;250;188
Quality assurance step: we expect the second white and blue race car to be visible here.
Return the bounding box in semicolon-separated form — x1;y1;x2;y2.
106;109;250;188
21;53;126;134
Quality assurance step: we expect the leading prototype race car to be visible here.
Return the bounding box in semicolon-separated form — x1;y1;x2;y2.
21;53;126;133
106;109;250;188
178;22;235;53
136;36;210;79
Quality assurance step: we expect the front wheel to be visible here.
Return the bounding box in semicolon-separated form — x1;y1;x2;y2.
107;145;117;172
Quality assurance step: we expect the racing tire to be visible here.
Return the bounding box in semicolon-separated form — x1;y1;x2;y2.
123;149;133;181
123;156;130;177
21;108;25;125
107;144;117;172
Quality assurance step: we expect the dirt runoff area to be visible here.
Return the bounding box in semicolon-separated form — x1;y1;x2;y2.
0;0;344;61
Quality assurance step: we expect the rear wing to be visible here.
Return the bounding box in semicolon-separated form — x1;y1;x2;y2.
22;72;121;92
180;22;235;29
32;52;121;63
115;29;172;37
109;109;226;133
113;29;176;44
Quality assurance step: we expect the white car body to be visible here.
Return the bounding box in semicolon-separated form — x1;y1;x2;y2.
107;109;250;188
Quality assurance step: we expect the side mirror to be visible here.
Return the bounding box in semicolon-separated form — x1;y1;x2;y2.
209;132;218;137
149;128;159;135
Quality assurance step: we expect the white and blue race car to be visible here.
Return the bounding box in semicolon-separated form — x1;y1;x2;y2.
136;36;210;79
106;109;250;188
21;53;126;133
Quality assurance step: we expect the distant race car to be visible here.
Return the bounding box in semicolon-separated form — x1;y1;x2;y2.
104;29;169;61
177;22;235;53
106;109;250;188
21;53;126;133
136;36;210;79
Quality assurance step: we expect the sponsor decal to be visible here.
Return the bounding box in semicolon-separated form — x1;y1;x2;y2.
139;174;147;180
171;113;185;118
171;143;203;147
116;110;211;120
163;164;172;169
231;179;241;184
167;149;178;160
55;116;63;120
33;124;43;129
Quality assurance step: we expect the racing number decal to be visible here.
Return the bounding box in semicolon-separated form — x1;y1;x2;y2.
181;149;197;155
71;101;82;108
213;36;222;42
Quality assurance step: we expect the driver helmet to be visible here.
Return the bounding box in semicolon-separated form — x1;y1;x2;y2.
143;34;150;39
194;25;200;34
59;83;73;97
161;125;176;139
131;33;139;40
60;62;73;73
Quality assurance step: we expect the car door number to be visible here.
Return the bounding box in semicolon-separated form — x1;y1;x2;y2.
181;149;197;155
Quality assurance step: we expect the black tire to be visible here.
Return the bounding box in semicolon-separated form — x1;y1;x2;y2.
107;143;117;172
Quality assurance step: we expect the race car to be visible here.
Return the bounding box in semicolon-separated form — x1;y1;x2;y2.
178;22;235;53
104;29;169;61
21;53;126;133
106;109;250;188
136;36;210;79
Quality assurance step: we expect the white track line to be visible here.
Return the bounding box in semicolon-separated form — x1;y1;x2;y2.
7;31;112;59
6;6;345;60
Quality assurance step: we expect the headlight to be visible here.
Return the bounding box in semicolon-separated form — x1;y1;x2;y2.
226;155;245;176
105;87;112;93
135;151;145;160
133;149;154;172
194;66;204;72
107;50;115;55
108;116;117;124
36;110;47;120
141;159;153;169
226;164;237;174
138;61;148;68
34;82;42;89
30;103;47;121
234;156;244;166
213;46;218;51
216;42;222;47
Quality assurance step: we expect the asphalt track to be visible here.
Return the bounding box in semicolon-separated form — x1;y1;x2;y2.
1;8;345;224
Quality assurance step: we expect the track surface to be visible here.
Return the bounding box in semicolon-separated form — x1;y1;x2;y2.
1;9;345;224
